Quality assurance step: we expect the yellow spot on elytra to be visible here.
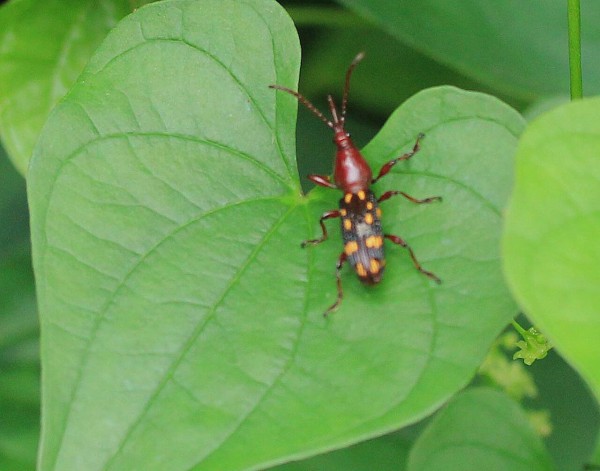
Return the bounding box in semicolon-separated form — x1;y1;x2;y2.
366;235;383;248
344;193;353;203
340;208;347;216
366;201;374;210
370;259;380;274
364;213;374;225
344;240;358;255
376;208;382;217
357;190;366;200
343;219;352;230
356;262;367;277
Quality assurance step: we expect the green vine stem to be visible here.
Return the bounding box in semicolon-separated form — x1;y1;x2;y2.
568;0;583;99
511;319;528;337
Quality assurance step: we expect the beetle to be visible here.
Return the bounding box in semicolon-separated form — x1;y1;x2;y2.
270;52;441;316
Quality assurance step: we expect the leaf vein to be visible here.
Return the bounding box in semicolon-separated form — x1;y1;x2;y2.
92;35;293;180
191;205;315;466
102;201;294;469
49;195;284;469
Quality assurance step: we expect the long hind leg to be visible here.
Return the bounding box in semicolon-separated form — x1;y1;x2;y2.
384;234;441;284
323;252;348;317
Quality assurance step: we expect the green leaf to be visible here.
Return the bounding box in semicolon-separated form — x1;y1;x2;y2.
28;1;524;469
0;146;39;469
336;0;600;101
268;428;416;471
291;27;491;117
503;98;600;401
0;250;39;470
531;351;600;471
0;0;136;174
0;365;39;471
0;147;29;251
591;437;600;470
407;387;556;471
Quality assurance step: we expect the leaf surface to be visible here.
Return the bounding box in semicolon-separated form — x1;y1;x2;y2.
337;0;600;100
0;249;39;470
503;98;600;401
407;388;555;471
269;429;416;471
28;1;524;469
0;0;137;174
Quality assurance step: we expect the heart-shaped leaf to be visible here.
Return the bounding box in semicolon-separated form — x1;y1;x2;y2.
407;388;555;471
0;0;140;174
28;1;524;469
503;98;600;401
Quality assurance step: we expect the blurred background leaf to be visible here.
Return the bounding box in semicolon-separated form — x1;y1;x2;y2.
406;388;555;471
503;98;600;403
270;425;423;471
0;0;139;174
336;0;600;101
0;145;39;470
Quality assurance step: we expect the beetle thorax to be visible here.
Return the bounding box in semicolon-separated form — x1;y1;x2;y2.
333;131;372;193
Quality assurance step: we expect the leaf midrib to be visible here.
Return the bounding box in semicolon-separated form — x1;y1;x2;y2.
98;201;297;470
45;195;289;470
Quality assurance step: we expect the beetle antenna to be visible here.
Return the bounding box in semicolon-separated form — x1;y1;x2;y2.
328;95;340;125
269;84;334;129
340;52;365;125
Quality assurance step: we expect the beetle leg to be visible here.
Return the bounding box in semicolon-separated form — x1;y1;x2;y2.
308;174;338;189
372;133;425;184
384;234;441;284
378;190;441;204
324;251;348;317
301;210;341;247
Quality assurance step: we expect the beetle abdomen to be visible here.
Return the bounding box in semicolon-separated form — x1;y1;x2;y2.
339;190;385;285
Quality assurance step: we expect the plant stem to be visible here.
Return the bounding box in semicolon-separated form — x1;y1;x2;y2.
511;319;528;337
285;6;366;29
568;0;583;99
